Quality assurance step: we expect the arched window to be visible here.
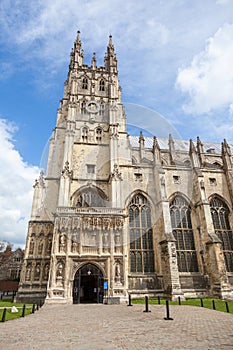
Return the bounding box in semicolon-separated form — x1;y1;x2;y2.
129;194;154;273
99;102;105;116
99;79;105;91
76;187;106;207
82;127;88;142
210;197;233;272
82;77;88;89
81;101;86;114
170;196;198;272
96;127;102;142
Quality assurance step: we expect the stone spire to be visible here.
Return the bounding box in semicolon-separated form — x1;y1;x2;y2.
168;134;175;165
222;138;232;170
91;52;96;69
70;30;84;68
196;136;205;166
139;131;145;161
104;35;118;73
152;136;161;164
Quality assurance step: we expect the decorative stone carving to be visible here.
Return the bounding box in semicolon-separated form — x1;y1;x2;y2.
59;234;67;253
38;239;43;255
111;164;122;181
115;260;122;285
72;239;78;253
56;262;64;287
25;264;31;281
43;264;50;280
46;235;52;254
33;170;45;188
29;238;35;255
34;264;40;281
61;161;73;179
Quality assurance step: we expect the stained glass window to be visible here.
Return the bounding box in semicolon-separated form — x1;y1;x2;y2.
210;197;233;272
129;194;154;273
170;196;198;272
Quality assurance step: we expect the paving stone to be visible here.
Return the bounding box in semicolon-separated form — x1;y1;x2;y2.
1;304;233;349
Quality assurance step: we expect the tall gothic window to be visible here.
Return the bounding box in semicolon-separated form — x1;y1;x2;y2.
210;197;233;272
99;102;105;116
96;127;102;142
82;77;88;89
170;196;198;272
99;79;105;91
129;194;154;273
82;126;88;142
81;101;86;114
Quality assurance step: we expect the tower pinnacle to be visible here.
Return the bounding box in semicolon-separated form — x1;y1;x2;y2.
70;30;84;68
104;35;118;73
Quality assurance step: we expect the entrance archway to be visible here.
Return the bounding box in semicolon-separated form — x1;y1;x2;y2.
73;264;104;304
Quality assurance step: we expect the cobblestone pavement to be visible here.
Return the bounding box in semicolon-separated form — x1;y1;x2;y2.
1;303;233;349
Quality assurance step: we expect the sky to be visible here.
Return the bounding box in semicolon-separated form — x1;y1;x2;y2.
0;0;233;249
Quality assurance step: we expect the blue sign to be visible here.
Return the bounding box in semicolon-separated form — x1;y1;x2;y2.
104;281;108;290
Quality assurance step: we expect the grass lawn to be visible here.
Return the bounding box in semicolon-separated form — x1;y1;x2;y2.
0;301;34;322
131;297;233;314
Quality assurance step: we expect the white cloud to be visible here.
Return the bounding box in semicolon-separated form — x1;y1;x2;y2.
216;0;232;4
229;103;233;115
0;119;39;249
176;23;233;115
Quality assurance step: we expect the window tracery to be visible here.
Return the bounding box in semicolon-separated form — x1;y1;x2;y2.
82;126;88;142
99;79;105;91
81;101;86;114
129;194;154;273
170;196;198;272
210;197;233;272
82;77;88;89
96;127;102;142
76;187;106;207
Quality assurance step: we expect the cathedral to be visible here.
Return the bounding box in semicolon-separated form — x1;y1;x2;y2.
17;32;233;304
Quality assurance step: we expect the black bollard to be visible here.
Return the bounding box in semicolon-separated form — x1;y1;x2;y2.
212;300;216;310
1;308;7;322
37;303;39;311
32;304;35;314
200;298;204;307
164;299;173;320
128;294;133;307
178;296;181;305
21;304;26;317
143;296;151;313
225;301;230;313
158;296;161;305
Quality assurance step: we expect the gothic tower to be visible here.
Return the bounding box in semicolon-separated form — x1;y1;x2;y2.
17;32;131;303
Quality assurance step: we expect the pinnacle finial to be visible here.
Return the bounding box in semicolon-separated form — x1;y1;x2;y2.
108;34;114;50
189;138;196;153
92;52;96;68
75;30;82;50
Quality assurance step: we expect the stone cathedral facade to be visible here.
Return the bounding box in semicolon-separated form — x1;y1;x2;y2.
17;32;233;304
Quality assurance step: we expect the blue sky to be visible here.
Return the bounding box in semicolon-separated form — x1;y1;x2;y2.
1;0;233;248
